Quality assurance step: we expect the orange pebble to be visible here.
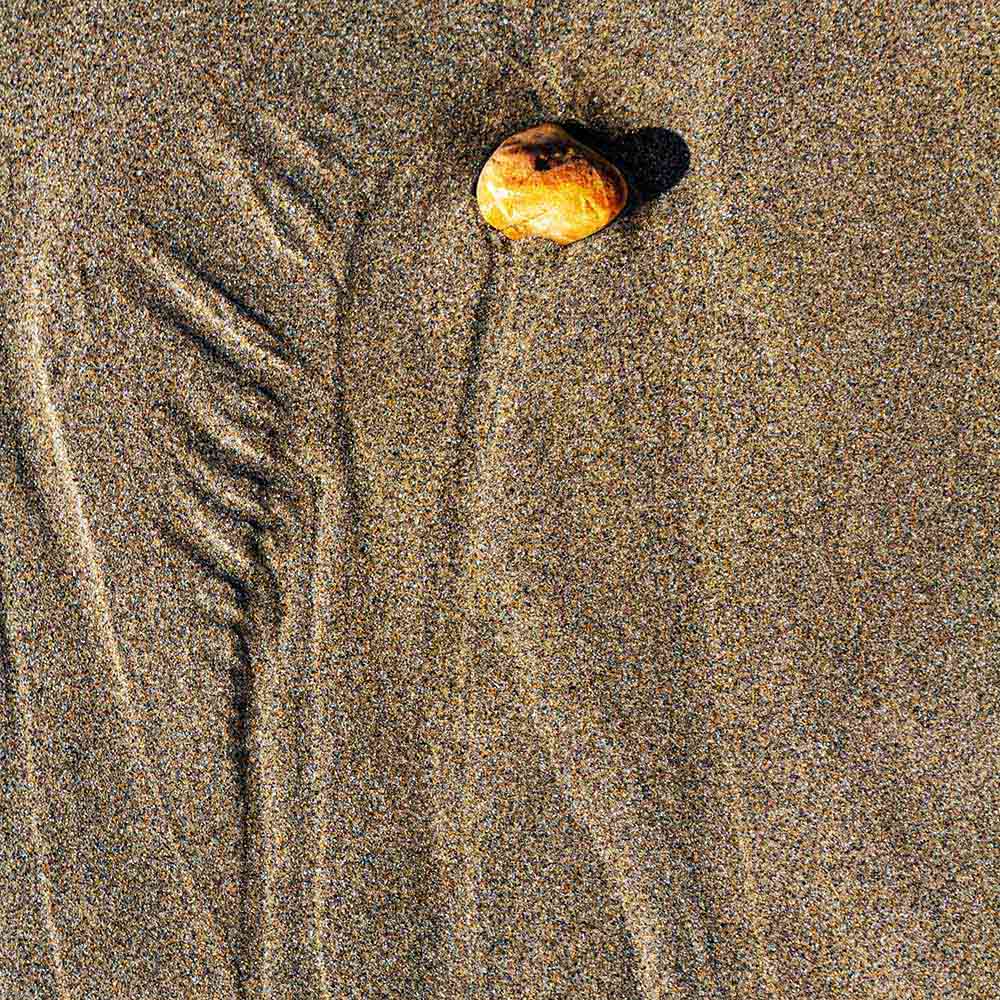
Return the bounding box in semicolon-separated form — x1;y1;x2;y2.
476;123;629;246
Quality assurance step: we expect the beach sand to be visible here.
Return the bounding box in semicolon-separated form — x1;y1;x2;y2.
1;1;997;997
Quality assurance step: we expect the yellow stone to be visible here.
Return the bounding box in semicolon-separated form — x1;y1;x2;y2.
476;123;629;246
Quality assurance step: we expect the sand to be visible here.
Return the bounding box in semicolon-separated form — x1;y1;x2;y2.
0;1;997;998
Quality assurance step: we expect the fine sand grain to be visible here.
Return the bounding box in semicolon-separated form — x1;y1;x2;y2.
1;2;998;998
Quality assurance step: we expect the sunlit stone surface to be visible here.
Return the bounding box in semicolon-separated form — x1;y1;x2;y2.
476;123;629;246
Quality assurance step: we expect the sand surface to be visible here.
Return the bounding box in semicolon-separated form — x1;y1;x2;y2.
1;2;998;998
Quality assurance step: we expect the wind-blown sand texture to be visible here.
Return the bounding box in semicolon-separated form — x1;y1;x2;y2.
0;2;997;998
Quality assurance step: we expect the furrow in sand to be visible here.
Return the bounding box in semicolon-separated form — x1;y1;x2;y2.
227;157;394;1000
0;197;239;994
421;228;499;1000
0;586;71;998
161;391;285;492
195;103;360;294
494;607;714;1000
238;466;340;1000
122;234;299;392
685;0;782;996
169;438;274;531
